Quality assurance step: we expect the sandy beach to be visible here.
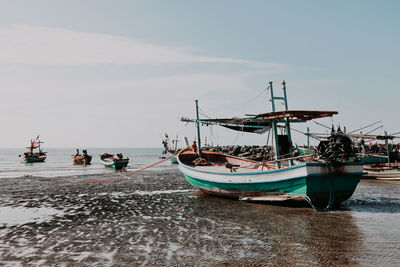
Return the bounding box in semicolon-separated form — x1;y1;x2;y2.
0;169;399;266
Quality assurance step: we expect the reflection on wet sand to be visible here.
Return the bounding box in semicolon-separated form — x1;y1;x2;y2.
0;170;398;266
191;195;362;266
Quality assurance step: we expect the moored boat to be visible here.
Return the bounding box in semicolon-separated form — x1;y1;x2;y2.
356;133;400;179
178;149;363;207
161;133;180;163
100;153;129;170
20;136;47;163
178;81;364;210
73;149;92;165
364;163;400;179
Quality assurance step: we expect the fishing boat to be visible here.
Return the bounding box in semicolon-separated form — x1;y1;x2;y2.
295;121;400;179
100;153;129;170
20;136;47;163
353;132;400;179
364;164;400;179
161;133;180;163
178;81;364;210
73;149;92;165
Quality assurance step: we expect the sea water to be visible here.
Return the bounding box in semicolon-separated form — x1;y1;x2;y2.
0;147;172;179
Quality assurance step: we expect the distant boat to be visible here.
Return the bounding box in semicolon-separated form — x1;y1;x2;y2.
73;149;92;165
364;164;400;179
100;153;129;170
21;136;47;163
355;132;400;179
161;133;180;164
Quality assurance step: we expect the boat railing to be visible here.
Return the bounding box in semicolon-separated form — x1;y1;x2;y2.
263;153;314;165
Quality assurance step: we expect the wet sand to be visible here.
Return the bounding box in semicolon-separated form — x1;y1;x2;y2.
0;169;399;266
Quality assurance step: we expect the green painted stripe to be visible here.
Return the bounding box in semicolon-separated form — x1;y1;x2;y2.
184;173;361;195
184;175;307;194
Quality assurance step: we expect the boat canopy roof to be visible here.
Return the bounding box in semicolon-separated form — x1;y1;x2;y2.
180;117;270;133
181;110;337;134
255;110;338;121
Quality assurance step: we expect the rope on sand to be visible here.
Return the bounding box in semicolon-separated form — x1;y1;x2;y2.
83;154;175;183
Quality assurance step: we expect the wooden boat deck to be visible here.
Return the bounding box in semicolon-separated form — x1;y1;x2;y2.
190;164;271;173
179;150;279;173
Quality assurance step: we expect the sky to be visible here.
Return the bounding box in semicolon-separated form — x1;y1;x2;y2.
0;0;399;148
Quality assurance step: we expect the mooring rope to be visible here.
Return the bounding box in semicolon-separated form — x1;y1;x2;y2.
302;161;335;212
83;154;176;183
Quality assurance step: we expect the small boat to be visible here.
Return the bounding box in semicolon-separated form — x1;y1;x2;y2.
100;153;129;170
178;81;364;210
161;133;180;163
20;136;47;163
73;149;92;165
364;163;400;179
355;132;400;178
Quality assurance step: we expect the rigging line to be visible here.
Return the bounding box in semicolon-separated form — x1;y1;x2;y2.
198;110;209;119
290;127;306;135
209;125;215;144
365;125;384;135
291;127;324;141
198;106;212;119
348;120;383;134
83;154;175;183
228;87;268;112
198;110;206;118
231;130;241;146
313;120;331;130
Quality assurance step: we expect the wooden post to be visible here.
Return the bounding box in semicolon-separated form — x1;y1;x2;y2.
307;127;310;148
174;135;178;152
184;137;190;148
385;131;390;164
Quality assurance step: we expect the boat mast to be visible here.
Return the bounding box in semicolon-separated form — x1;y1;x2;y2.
195;100;202;158
174;135;178;153
268;81;294;167
268;82;280;168
282;80;293;166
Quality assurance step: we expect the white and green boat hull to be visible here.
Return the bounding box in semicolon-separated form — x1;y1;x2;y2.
101;159;129;170
178;161;363;206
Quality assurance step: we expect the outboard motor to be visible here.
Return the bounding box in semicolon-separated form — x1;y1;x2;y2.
317;126;355;163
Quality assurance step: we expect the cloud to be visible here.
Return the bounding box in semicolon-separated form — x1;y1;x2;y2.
0;24;287;70
0;24;291;147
